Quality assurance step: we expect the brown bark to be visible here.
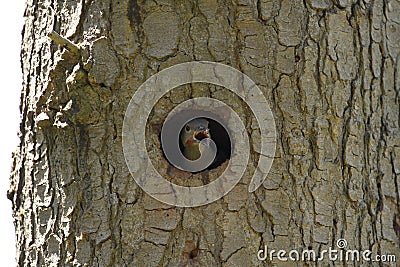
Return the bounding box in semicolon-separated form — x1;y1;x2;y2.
9;0;400;266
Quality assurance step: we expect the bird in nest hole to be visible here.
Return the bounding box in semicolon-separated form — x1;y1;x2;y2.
179;118;230;171
180;118;211;161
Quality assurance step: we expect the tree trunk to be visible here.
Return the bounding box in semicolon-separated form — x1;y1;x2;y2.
9;0;400;266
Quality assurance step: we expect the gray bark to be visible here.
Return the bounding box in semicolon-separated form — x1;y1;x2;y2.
8;0;400;266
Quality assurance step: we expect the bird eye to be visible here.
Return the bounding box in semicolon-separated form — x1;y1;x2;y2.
185;125;191;132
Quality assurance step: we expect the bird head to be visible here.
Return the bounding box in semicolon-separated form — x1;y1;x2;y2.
180;118;211;149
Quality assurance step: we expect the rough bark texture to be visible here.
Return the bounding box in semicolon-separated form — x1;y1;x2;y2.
9;0;400;266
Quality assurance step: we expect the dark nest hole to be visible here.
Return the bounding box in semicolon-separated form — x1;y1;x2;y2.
145;83;261;186
147;112;233;187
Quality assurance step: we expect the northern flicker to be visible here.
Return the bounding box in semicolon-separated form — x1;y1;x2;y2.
180;118;211;161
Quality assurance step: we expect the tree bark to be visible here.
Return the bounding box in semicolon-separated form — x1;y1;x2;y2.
9;0;400;266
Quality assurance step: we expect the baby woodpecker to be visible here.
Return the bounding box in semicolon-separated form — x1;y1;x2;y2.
180;118;212;161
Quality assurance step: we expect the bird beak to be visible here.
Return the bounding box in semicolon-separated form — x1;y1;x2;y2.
193;129;209;141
